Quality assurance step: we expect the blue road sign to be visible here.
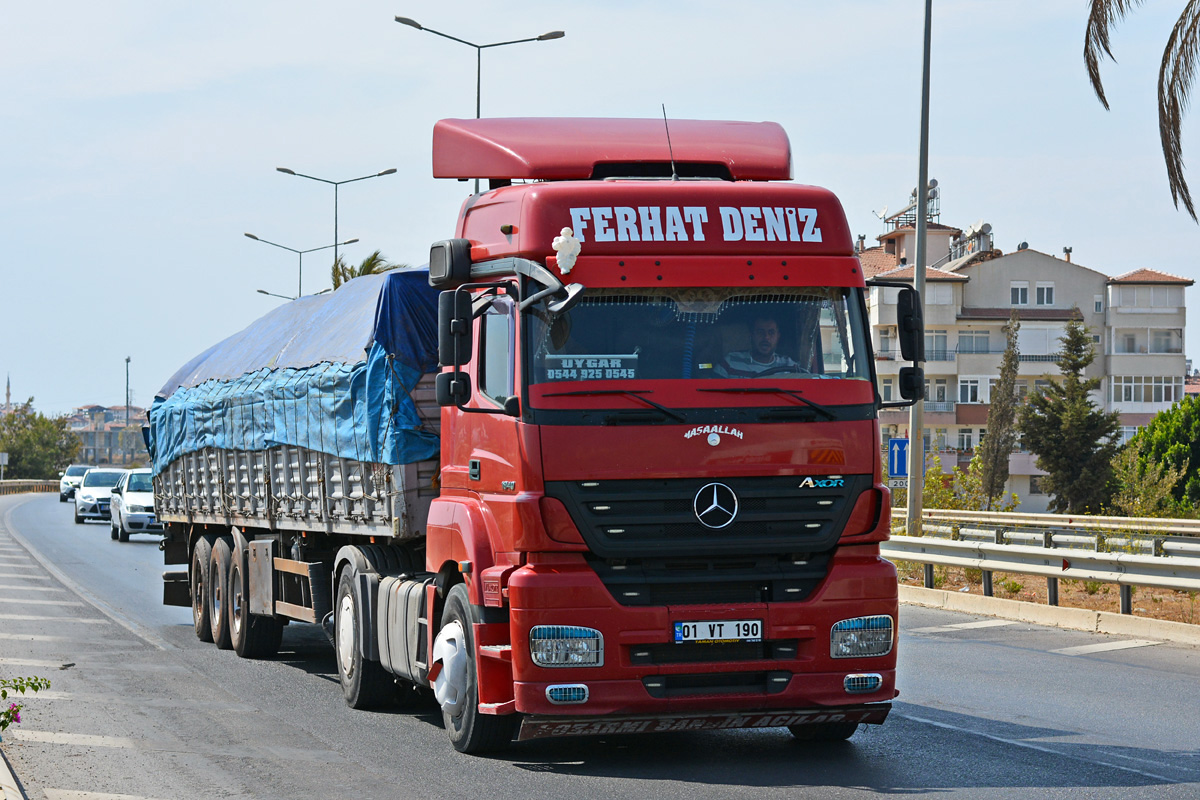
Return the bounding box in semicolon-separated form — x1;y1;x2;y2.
888;438;909;478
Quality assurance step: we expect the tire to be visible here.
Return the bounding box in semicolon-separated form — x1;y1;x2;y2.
229;545;283;659
191;535;216;643
117;520;129;543
433;583;516;754
110;519;119;540
59;493;67;503
335;569;392;709
73;507;83;524
209;537;234;650
788;721;860;742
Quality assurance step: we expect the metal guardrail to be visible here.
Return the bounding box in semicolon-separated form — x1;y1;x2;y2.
882;508;1200;614
0;480;58;496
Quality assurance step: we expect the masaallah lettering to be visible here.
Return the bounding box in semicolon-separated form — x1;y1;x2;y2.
568;206;821;244
684;425;744;440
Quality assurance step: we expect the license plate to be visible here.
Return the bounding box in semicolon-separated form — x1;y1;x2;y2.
674;619;762;644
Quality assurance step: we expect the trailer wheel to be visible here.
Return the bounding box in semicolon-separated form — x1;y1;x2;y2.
209;537;234;650
433;583;516;754
335;570;392;708
191;535;216;643
229;545;283;659
788;721;859;742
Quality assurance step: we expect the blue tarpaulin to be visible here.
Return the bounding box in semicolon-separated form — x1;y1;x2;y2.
148;269;441;476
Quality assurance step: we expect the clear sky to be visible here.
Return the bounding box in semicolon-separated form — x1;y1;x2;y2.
2;1;1196;416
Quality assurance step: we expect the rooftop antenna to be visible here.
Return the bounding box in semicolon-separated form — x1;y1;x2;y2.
661;104;678;181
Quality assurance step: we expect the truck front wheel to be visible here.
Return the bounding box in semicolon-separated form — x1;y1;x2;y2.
335;570;392;708
191;535;216;643
433;584;516;754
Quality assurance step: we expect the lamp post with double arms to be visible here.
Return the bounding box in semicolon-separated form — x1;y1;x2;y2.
244;233;358;297
274;168;395;268
394;16;565;193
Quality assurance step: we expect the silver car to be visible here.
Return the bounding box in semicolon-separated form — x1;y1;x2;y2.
110;469;163;542
59;464;92;502
73;468;126;524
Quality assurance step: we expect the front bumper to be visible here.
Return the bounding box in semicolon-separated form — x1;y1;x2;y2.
123;512;164;532
504;546;898;719
76;500;110;519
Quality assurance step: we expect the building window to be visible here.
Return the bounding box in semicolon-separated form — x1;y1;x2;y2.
1034;379;1052;395
1036;282;1055;306
1111;376;1185;404
1094;295;1103;313
959;378;980;403
882;378;894;403
1010;281;1029;306
925;329;948;360
958;428;974;451
1150;329;1183;354
932;378;948;403
1151;286;1183;307
880;328;894;358
1029;476;1045;495
1118;426;1139;446
958;330;989;354
1015;380;1029;399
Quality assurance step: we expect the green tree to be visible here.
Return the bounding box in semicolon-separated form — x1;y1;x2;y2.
1127;393;1200;507
1109;435;1189;518
1018;319;1121;513
1085;2;1200;219
0;400;80;479
892;454;1018;513
331;250;405;289
977;310;1021;509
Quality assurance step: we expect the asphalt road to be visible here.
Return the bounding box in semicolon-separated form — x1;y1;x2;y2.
1;492;1198;799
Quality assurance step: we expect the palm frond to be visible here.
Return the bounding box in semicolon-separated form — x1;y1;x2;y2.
1084;0;1145;110
1158;0;1200;220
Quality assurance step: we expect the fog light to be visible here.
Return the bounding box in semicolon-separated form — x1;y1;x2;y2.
844;673;883;694
831;616;893;658
529;625;604;667
546;684;589;704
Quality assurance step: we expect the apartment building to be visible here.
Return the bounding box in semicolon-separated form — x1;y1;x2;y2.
862;200;1192;512
67;404;150;466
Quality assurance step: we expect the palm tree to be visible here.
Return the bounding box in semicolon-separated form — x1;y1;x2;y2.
1085;1;1200;220
330;250;407;289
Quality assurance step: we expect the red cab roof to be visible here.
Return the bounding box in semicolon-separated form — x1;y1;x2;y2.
432;117;793;181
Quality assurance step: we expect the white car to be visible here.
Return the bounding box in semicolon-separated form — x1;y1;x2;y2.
59;464;93;502
110;468;162;542
73;468;127;524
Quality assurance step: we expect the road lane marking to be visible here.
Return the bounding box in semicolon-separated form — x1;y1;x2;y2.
910;620;1019;633
12;730;343;763
0;657;69;667
0;573;50;580
13;692;244;712
0;584;65;591
898;711;1178;783
0;613;108;623
0;563;38;570
45;791;174;800
0;597;86;606
0;632;71;642
1051;639;1161;656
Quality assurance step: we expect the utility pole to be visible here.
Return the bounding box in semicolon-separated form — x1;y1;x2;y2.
125;356;131;465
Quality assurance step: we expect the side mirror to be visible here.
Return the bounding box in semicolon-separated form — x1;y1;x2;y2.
58;471;65;478
112;486;122;495
438;290;474;367
896;287;924;362
428;239;473;289
435;371;472;407
898;366;924;400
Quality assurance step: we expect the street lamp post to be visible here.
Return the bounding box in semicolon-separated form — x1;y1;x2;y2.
394;16;565;193
124;356;130;465
244;233;358;297
274;168;396;268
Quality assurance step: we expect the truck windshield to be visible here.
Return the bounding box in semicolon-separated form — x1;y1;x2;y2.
527;287;868;387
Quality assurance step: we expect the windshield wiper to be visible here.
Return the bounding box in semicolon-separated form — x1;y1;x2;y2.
698;387;836;420
543;389;686;422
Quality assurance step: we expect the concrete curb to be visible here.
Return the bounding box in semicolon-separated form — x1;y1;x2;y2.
900;585;1200;646
0;746;27;800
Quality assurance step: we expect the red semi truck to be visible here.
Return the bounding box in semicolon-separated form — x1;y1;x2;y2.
151;117;923;754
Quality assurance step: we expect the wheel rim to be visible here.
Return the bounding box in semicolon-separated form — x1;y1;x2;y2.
230;566;243;636
193;559;205;620
337;593;356;677
213;578;222;621
432;620;468;716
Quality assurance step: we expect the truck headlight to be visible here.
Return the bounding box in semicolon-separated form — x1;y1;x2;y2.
529;626;603;667
831;615;894;658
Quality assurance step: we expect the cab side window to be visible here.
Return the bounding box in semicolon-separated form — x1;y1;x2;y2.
479;297;515;405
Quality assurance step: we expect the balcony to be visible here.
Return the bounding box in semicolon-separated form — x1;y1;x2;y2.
923;401;956;413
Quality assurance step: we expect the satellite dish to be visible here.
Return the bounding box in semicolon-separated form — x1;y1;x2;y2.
1017;241;1029;251
874;205;889;219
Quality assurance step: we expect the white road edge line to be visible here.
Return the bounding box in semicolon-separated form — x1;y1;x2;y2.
897;711;1179;784
44;791;175;800
909;620;1018;633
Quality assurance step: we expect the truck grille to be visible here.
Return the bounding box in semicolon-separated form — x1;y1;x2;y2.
544;475;869;559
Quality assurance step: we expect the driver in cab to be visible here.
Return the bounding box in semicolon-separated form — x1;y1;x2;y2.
715;315;800;377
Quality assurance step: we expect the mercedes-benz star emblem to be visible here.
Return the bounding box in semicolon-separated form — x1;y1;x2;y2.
693;482;739;529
